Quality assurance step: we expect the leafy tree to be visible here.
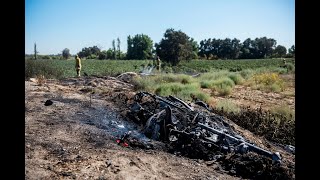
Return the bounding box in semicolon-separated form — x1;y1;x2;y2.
98;50;108;60
106;48;114;59
273;45;287;57
117;37;121;59
127;34;153;60
62;48;71;59
255;37;277;58
288;45;295;55
34;43;39;60
155;28;194;65
112;40;116;59
77;46;101;59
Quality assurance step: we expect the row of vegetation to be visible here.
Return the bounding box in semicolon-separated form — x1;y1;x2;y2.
27;28;295;67
25;58;294;79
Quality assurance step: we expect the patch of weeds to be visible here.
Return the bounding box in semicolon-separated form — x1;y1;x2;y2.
215;99;240;114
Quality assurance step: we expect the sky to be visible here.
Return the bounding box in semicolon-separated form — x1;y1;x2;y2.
25;0;295;55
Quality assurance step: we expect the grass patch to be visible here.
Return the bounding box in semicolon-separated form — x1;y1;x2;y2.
25;59;64;79
155;83;199;98
228;73;244;85
215;99;240;114
270;104;295;121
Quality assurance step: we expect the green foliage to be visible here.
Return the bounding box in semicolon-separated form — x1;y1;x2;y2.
215;99;240;114
153;73;194;84
62;48;71;59
155;28;196;65
98;50;108;60
288;45;295;55
127;34;153;60
273;45;287;57
87;54;97;59
42;55;51;59
228;73;244;85
78;46;101;59
175;59;294;73
270;104;295;121
286;63;295;72
155;83;200;100
25;59;63;79
24;58;293;80
200;80;211;88
240;69;255;79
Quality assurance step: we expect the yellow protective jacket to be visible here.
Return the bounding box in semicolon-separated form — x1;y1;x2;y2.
75;57;81;69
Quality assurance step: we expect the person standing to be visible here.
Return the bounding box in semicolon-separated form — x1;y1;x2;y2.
156;56;161;72
75;55;81;77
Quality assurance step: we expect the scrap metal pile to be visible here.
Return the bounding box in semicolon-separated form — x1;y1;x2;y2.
123;92;281;163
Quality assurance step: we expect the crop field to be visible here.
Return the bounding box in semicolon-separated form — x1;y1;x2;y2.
25;58;294;79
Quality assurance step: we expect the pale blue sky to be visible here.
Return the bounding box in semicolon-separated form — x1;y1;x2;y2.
25;0;295;55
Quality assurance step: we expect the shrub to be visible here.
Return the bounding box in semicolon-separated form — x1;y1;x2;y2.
250;73;286;92
216;85;232;96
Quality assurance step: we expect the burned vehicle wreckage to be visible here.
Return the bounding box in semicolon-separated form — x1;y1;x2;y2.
117;91;282;163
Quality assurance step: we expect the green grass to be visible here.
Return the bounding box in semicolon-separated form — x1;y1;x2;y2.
215;99;240;114
25;58;294;79
270;104;295;121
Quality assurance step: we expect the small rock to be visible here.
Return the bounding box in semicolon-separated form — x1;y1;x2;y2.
44;100;53;106
106;160;112;167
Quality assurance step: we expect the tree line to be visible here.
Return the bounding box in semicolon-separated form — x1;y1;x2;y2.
30;28;295;65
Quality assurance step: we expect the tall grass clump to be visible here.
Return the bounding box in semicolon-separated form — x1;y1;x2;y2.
132;76;158;92
215;99;240;114
210;77;235;96
270;104;295;121
155;83;199;98
239;69;255;79
25;59;64;79
286;63;295;73
228;73;244;85
196;70;230;81
153;73;194;84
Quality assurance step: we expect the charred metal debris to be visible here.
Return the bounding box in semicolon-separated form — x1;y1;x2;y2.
121;92;282;163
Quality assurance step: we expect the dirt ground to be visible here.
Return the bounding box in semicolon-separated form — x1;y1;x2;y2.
209;74;295;111
25;75;295;179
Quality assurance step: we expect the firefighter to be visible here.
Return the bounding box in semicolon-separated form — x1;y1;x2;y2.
75;55;81;77
156;56;161;72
